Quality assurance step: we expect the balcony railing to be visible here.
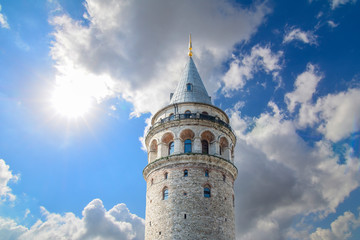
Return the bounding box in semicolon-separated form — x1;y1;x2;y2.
148;113;234;134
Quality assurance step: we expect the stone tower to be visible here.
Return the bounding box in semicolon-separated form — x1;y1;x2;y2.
143;36;237;240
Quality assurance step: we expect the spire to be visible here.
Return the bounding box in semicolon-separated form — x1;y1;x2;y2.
169;35;212;105
188;34;193;57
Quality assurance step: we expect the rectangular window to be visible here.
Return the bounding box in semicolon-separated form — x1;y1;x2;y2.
186;83;193;91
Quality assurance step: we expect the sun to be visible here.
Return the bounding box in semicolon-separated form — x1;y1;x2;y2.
51;82;92;119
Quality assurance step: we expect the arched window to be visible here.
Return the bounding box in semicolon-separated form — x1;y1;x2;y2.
201;131;215;155
184;169;188;177
163;188;169;200
219;137;229;158
205;170;209;177
169;141;174;155
204;187;211;198
184;139;192;153
164;172;168;179
201;140;209;154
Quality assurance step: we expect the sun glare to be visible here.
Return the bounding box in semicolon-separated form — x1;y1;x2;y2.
51;83;92;119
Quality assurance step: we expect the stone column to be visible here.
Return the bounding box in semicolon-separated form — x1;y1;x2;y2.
209;140;216;155
193;137;202;153
214;141;220;156
224;147;231;160
174;138;182;154
158;142;166;158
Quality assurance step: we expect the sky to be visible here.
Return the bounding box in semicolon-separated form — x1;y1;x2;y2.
0;0;359;239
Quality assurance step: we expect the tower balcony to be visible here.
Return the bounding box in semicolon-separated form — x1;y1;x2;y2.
147;113;235;136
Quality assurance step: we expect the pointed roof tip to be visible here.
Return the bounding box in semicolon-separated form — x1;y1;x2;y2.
188;34;193;57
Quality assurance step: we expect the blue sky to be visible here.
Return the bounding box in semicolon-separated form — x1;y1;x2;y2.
0;0;359;239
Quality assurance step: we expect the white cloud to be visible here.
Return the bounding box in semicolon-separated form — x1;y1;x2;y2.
310;210;360;240
222;45;283;94
283;28;317;45
0;4;10;29
328;20;339;28
285;64;360;142
0;199;144;240
285;63;323;113
228;97;360;239
0;159;19;201
298;88;360;142
0;218;27;240
330;0;357;9
49;0;271;116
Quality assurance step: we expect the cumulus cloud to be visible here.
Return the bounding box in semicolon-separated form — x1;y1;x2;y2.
285;64;360;142
0;4;10;29
285;63;323;113
310;210;360;240
222;45;283;94
330;0;357;9
228;91;360;239
0;218;27;240
283;28;317;45
49;0;271;116
0;199;144;240
298;88;360;142
0;159;19;201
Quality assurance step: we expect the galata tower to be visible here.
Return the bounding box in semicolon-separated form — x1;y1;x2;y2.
143;35;237;240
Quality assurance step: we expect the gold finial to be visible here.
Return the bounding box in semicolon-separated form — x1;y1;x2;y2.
188;34;193;57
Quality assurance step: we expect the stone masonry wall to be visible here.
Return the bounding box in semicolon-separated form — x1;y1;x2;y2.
144;156;236;240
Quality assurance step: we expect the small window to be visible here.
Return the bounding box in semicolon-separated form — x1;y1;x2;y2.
184;139;192;153
163;188;169;200
169;141;174;155
202;140;209;154
204;187;211;198
164;172;168;179
205;170;209;177
184;169;188;177
186;83;193;91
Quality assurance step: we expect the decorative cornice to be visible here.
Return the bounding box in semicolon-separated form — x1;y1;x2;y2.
143;153;238;180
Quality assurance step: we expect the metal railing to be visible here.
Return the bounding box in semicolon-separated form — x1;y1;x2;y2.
148;113;234;134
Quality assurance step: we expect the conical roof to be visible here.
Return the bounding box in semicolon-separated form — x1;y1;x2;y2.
170;56;212;105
